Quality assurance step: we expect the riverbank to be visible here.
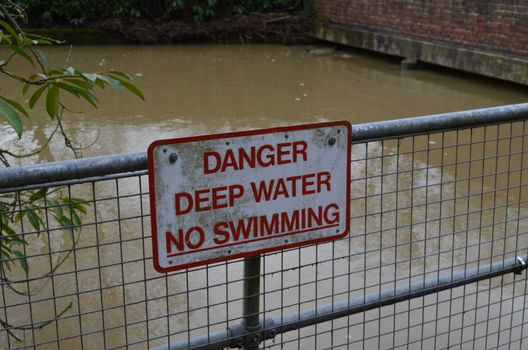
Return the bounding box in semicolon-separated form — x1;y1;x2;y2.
24;13;313;45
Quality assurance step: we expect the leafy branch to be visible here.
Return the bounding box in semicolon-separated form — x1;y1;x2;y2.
0;0;144;341
0;18;144;139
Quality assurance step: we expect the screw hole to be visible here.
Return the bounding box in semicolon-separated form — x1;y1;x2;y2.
162;148;167;153
327;136;336;146
284;134;289;139
226;141;230;146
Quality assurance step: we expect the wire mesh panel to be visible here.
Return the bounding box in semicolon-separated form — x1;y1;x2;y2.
259;121;528;350
1;117;528;350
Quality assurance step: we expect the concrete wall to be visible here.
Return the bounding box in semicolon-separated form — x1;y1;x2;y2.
312;0;528;85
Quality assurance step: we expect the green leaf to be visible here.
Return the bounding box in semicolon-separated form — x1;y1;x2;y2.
29;188;48;201
14;212;23;223
0;29;8;45
107;70;132;80
55;215;74;237
27;74;40;81
66;79;92;90
79;92;98;108
68;198;88;214
82;73;98;82
0;31;13;45
0;96;28;117
2;260;13;272
0;20;20;45
65;198;88;214
34;48;51;72
54;83;99;109
10;234;28;245
45;85;60;119
1;223;17;236
8;44;35;68
94;78;105;89
31;38;52;45
75;205;87;215
47;69;63;76
54;82;81;98
26;209;40;231
38;39;52;45
112;77;145;101
0;242;12;256
46;198;63;218
29;84;47;109
71;211;81;227
0;98;23;137
13;250;29;273
22;36;35;46
97;74;124;93
22;82;30;95
55;81;102;110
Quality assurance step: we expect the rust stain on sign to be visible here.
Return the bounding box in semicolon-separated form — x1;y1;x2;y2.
147;121;351;272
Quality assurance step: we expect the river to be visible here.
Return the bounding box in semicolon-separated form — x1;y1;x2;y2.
1;44;528;350
1;44;527;163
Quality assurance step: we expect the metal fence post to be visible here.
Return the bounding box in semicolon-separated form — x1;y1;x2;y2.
242;255;261;349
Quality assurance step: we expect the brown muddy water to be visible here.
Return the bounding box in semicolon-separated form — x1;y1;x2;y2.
1;44;527;163
1;45;528;350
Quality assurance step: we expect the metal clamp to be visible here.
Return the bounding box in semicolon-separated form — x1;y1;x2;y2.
226;318;277;349
515;256;527;275
226;323;247;349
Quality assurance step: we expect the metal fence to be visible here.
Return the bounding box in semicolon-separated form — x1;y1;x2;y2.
2;103;528;349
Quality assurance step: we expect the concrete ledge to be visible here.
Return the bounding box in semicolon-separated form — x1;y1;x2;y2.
313;22;528;86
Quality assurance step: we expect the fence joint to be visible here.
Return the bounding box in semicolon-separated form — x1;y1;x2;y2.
226;318;277;349
515;256;527;275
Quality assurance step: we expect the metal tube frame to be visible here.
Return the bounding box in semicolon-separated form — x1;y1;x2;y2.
2;103;528;349
153;255;528;350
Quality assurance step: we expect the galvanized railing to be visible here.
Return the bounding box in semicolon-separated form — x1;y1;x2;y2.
1;103;528;349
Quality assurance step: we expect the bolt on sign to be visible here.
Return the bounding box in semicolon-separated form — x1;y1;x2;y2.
148;121;351;272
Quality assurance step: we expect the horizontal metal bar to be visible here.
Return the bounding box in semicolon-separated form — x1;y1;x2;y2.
0;170;148;194
350;102;528;142
154;254;528;350
0;152;146;191
152;329;233;350
1;103;527;191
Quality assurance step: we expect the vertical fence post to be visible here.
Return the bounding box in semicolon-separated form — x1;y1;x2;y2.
242;255;261;349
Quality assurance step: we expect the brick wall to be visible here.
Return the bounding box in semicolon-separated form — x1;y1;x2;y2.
314;0;528;57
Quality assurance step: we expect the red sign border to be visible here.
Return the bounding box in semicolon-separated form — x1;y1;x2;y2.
148;121;352;273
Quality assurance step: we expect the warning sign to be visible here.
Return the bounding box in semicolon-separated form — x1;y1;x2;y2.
148;121;351;272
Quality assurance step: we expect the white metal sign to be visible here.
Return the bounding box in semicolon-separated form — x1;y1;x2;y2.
148;121;351;272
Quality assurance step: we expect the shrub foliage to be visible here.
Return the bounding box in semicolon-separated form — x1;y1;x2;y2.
17;0;303;25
